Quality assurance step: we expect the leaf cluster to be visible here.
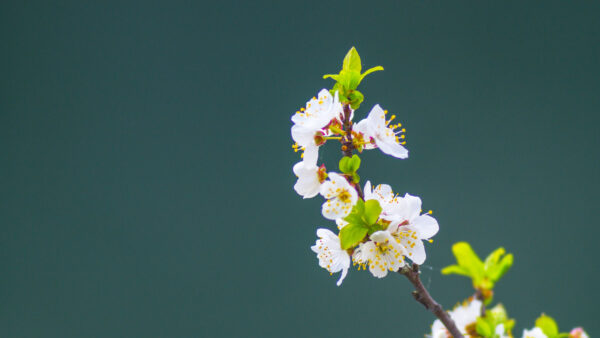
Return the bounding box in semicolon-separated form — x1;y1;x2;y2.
475;304;515;338
338;199;383;250
323;47;383;109
442;242;513;296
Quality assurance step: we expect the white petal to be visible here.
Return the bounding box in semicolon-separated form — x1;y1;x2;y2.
369;261;389;278
322;196;352;220
363;181;373;199
403;193;422;221
367;104;386;128
523;328;548;338
407;237;426;264
316;228;336;240
292;162;320;199
376;139;409;159
319;173;345;199
336;218;349;229
413;214;439;239
290;125;315;147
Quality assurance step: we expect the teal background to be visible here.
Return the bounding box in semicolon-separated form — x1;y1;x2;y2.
2;1;599;337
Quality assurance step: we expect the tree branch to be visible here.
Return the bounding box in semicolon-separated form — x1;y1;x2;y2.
399;264;464;338
340;102;363;199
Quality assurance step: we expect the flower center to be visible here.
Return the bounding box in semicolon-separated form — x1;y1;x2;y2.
338;190;352;203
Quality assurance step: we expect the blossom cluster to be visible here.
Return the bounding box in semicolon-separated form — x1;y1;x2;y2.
428;298;589;338
290;47;589;338
291;86;437;286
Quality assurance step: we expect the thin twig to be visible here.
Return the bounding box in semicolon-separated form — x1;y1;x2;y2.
473;289;486;317
340;103;363;199
399;264;464;338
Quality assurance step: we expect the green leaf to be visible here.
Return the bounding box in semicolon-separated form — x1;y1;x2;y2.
364;199;382;225
451;242;485;281
367;223;384;235
488;253;513;282
323;74;340;81
535;314;559;337
359;65;384;82
343;200;366;226
504;319;515;334
348;154;361;172
339;222;368;250
339;157;351;174
339;155;360;174
342;47;361;73
441;265;471;277
476;317;493;337
351;172;360;184
336;70;361;90
348;90;364;109
484;247;505;270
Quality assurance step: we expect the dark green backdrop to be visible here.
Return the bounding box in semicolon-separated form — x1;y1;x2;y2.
2;1;598;337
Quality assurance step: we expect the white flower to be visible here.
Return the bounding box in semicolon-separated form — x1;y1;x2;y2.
311;228;350;286
354;104;408;159
319;173;358;220
386;193;439;265
291;90;342;164
363;181;400;222
292;89;342;131
364;181;439;265
430;299;482;338
291;125;322;165
352;230;407;278
292;160;327;199
523;327;548;338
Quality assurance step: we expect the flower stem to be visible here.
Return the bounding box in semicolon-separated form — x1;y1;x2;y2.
340;103;364;199
474;289;486;317
399;264;464;338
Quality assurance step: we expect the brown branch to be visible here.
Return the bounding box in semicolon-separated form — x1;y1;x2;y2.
340;102;363;199
473;289;486;317
399;264;464;338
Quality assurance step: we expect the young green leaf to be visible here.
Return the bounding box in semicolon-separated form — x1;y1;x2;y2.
451;242;485;281
535;314;559;338
339;155;361;174
347;154;361;172
484;247;506;270
475;317;493;337
342;47;362;73
339;222;369;250
343;199;366;226
441;265;470;277
364;199;382;225
359;65;384;82
488;253;514;282
339;157;351;174
348;90;364;109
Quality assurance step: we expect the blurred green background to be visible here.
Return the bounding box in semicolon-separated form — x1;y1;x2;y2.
2;1;598;337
